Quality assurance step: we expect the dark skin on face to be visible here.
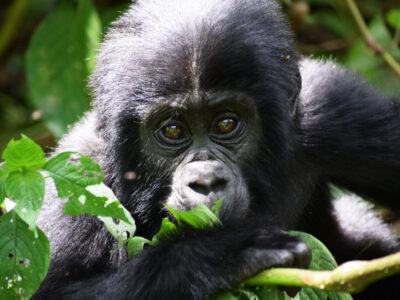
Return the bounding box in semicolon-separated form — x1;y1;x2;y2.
143;93;260;166
141;93;260;219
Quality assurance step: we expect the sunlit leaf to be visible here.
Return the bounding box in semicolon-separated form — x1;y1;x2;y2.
44;152;129;223
127;236;151;258
5;170;45;231
212;197;224;219
89;183;136;245
2;136;45;173
166;204;222;229
149;217;179;246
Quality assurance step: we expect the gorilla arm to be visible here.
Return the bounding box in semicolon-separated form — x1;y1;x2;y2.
34;207;309;299
298;58;400;211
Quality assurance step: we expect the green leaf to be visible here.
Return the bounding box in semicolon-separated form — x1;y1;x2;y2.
166;204;222;230
130;202;224;257
131;202;224;257
344;15;400;94
44;152;129;223
290;231;353;300
257;286;291;300
296;287;327;300
0;211;50;300
26;0;101;137
5;170;45;231
2;136;45;172
328;291;354;300
150;217;179;246
207;290;239;300
127;236;151;258
89;183;136;245
212;197;224;218
387;9;400;29
0;170;5;205
290;231;338;271
308;12;353;38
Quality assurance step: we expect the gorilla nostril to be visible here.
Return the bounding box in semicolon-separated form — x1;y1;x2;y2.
189;183;210;196
211;179;227;193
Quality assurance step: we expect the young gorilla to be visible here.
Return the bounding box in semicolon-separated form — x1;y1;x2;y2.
34;0;400;299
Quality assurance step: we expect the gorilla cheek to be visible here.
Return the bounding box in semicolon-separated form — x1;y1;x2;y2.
165;160;250;221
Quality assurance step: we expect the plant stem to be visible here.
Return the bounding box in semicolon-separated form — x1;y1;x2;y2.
344;0;400;78
244;251;400;293
0;0;27;58
392;26;400;49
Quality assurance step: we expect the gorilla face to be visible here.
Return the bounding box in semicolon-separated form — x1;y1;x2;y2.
91;0;301;234
140;91;261;221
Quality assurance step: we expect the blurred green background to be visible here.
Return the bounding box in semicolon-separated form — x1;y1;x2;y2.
0;0;399;153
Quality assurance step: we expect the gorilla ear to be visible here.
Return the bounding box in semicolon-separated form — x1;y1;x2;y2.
289;70;302;117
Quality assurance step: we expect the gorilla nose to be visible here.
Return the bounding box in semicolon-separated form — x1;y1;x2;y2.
178;160;231;204
189;179;228;196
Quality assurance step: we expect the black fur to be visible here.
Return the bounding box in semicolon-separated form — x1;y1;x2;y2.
33;0;400;299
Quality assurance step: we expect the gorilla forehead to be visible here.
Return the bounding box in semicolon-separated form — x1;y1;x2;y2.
91;0;298;119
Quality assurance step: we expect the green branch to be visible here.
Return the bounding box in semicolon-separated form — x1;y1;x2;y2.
0;0;27;58
244;251;400;294
392;26;400;49
344;0;400;78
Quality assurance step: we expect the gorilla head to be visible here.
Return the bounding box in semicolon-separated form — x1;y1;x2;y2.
34;1;400;299
90;0;302;236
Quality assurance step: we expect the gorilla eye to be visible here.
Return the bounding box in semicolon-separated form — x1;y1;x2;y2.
215;118;237;134
164;125;182;139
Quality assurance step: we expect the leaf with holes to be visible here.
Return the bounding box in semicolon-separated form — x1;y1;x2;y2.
0;211;50;300
4;170;45;231
44;152;130;223
88;183;135;245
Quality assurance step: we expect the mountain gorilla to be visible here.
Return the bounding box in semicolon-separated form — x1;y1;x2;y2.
34;0;400;299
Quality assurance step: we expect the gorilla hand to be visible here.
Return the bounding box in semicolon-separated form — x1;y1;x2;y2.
113;225;312;300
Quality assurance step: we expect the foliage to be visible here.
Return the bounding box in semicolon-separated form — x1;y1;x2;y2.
25;0;101;138
344;15;400;93
0;136;132;299
301;1;400;93
126;199;224;258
